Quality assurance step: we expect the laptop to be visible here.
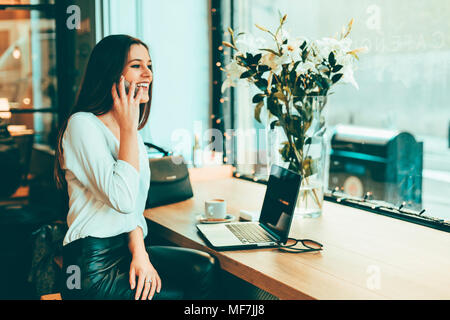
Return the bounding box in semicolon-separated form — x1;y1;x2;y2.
196;165;302;250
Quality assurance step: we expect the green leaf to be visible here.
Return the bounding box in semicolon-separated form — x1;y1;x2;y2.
329;52;336;67
252;93;265;103
270;120;280;130
254;101;264;123
267;96;282;117
332;73;343;83
332;64;343;73
240;70;256;79
293;96;303;105
258;64;270;73
236;55;248;66
279;142;291;162
301;49;309;63
293;85;305;98
289;69;297;87
249;65;258;73
300;41;307;51
254;78;268;91
312;74;329;91
252;53;262;64
314;78;324;89
317;64;331;78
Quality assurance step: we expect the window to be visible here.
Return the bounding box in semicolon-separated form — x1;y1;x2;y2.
228;0;450;224
0;0;57;145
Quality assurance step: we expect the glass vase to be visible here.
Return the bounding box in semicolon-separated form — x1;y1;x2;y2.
266;96;328;218
295;134;327;218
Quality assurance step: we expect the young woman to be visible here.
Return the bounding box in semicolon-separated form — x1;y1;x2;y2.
54;35;218;300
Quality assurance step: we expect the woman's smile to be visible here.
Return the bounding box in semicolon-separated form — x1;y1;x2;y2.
123;44;153;103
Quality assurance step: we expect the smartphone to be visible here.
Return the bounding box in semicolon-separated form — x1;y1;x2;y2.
117;79;138;97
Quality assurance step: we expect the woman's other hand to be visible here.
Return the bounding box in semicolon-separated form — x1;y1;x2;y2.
129;251;162;300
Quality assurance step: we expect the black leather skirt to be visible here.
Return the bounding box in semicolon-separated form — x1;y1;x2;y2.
61;233;219;300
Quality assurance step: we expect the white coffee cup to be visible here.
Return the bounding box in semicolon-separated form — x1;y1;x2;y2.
205;199;227;219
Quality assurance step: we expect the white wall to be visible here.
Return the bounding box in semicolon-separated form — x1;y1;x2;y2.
101;0;210;163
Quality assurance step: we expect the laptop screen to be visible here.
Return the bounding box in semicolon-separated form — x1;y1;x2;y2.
259;165;302;244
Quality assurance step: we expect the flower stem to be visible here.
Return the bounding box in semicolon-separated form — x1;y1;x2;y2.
303;176;323;210
282;100;323;212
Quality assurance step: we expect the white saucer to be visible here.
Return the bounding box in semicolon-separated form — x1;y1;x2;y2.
196;214;236;224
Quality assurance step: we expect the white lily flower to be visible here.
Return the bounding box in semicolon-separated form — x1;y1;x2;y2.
341;65;359;89
260;50;291;75
282;37;304;61
296;61;317;76
221;78;233;94
235;33;268;56
310;37;352;66
221;17;365;95
336;53;353;68
221;59;247;93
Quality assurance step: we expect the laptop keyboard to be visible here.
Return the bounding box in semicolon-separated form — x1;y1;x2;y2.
226;223;274;244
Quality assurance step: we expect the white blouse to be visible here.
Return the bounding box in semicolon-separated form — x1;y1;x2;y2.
62;111;150;246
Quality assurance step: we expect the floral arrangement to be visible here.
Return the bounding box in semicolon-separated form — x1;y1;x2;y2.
221;14;366;179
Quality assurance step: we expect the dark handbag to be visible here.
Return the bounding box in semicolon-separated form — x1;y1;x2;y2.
144;142;193;208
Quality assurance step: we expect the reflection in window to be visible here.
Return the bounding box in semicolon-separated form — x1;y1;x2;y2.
0;5;57;145
0;1;54;4
230;0;450;221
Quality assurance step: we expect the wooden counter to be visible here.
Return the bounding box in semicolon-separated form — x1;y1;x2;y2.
144;166;450;300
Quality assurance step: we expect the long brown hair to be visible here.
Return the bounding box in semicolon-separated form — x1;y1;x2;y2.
53;34;153;191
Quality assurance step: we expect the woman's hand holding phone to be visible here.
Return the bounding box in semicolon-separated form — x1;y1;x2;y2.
111;75;144;132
